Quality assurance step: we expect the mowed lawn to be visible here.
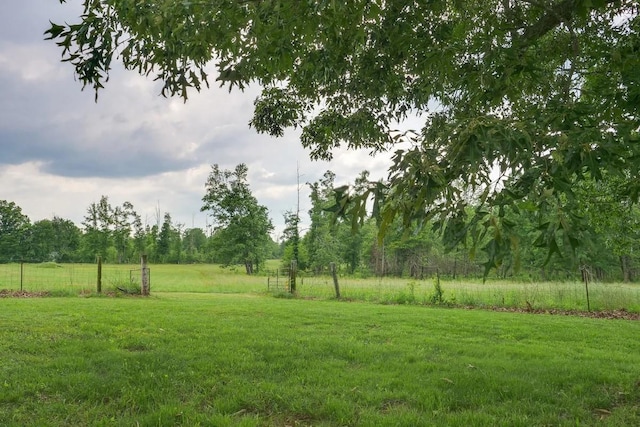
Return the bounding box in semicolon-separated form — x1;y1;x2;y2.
1;293;639;426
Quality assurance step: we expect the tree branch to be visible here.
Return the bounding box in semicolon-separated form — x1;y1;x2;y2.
517;0;618;50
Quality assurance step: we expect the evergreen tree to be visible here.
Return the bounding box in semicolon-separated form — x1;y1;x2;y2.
157;212;173;263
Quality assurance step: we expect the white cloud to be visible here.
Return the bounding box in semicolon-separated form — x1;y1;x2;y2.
0;43;65;83
0;0;416;239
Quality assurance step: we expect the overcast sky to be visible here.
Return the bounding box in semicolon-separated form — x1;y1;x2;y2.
0;0;403;238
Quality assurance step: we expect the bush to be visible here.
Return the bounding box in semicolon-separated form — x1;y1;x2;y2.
429;277;445;304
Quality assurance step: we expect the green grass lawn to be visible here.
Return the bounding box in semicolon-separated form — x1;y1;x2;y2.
1;293;639;426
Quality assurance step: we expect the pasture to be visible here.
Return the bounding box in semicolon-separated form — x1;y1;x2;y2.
1;262;640;425
2;293;640;426
1;262;640;313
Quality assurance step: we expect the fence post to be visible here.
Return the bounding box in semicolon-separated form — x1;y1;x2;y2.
581;264;591;312
20;261;24;292
141;254;150;296
97;256;102;294
330;262;340;299
290;260;297;294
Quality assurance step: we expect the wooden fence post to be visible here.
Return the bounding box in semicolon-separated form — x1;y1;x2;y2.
141;254;150;296
330;262;340;299
290;260;297;293
581;265;591;312
96;256;102;294
20;261;24;292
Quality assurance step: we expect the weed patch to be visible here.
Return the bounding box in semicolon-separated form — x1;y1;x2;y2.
0;289;51;298
35;262;63;269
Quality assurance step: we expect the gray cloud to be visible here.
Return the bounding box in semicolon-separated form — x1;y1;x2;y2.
0;0;79;44
0;0;398;236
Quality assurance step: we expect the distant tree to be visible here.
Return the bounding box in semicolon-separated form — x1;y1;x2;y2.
143;224;158;262
578;175;640;282
0;200;30;262
303;171;342;274
50;217;82;262
28;219;55;262
266;236;282;260
81;196;112;261
182;227;208;263
112;201;137;263
29;217;82;262
131;212;146;260
281;210;303;269
201;164;273;274
156;212;173;262
281;165;304;270
336;171;374;274
171;222;184;263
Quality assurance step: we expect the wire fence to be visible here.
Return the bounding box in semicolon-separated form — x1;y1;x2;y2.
0;262;145;294
2;261;639;313
267;269;640;313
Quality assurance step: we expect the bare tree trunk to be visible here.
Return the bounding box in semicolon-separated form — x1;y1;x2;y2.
331;262;340;299
620;255;632;282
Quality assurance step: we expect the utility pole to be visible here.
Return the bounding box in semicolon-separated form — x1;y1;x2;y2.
290;163;301;293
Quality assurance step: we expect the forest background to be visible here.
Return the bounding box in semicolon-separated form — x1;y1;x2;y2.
1;164;638;283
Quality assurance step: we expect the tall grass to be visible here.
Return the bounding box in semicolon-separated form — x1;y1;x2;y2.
1;262;639;312
295;274;640;313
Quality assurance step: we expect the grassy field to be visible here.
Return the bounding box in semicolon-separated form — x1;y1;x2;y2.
2;262;640;313
0;263;267;294
1;293;639;426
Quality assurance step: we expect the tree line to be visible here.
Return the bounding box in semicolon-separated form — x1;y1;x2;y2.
0;164;276;270
281;171;640;283
0;196;227;265
1;165;638;282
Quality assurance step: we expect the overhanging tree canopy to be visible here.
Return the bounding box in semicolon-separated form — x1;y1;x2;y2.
47;0;640;271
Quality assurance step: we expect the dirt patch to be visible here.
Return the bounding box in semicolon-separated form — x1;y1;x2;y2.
467;305;640;320
0;289;51;298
